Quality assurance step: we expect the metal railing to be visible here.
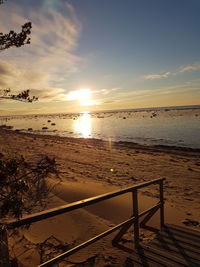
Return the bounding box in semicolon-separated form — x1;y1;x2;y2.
0;177;165;267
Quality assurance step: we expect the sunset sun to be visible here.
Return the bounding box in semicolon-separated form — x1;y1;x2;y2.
67;88;98;106
78;88;92;105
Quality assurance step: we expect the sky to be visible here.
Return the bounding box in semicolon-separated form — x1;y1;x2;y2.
0;0;200;115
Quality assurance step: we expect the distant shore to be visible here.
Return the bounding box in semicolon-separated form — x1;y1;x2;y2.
1;104;200;118
0;128;199;266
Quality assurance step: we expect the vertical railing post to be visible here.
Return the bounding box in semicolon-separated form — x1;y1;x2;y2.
132;190;139;249
159;179;164;229
0;225;10;267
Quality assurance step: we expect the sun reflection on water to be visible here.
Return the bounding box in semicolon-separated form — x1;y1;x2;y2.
74;112;92;138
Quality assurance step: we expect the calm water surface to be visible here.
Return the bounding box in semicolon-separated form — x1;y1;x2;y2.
1;108;200;149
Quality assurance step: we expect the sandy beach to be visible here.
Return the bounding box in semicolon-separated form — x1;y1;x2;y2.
0;128;199;266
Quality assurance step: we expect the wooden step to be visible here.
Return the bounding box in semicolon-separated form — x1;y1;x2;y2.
126;253;165;267
166;224;200;237
164;224;200;242
151;239;200;265
153;234;200;255
141;245;195;267
114;243;165;266
119;224;200;267
158;230;200;249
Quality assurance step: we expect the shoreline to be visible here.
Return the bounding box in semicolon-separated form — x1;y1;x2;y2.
1;127;200;155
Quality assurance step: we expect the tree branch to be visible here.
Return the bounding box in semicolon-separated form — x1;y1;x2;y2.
0;89;38;102
0;22;32;51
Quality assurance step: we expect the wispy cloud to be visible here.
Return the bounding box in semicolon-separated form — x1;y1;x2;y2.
179;62;200;73
28;88;67;102
0;60;50;88
0;2;83;100
99;87;120;95
98;80;200;106
144;62;200;80
144;72;171;80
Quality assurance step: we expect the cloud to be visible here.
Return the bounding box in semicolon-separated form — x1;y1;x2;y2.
179;62;200;73
0;59;121;105
144;72;171;80
0;1;83;97
144;62;200;80
28;88;67;102
0;61;15;76
0;60;69;103
96;80;200;107
99;87;120;95
0;60;50;89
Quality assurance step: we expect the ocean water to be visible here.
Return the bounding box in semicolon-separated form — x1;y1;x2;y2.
1;106;200;149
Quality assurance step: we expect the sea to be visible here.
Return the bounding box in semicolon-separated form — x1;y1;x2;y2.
1;105;200;149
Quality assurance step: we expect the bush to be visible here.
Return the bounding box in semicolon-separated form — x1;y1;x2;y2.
0;153;59;218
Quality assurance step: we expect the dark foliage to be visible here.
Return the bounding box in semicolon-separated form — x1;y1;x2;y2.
0;22;32;51
0;89;38;102
0;0;32;50
0;2;35;102
0;153;59;218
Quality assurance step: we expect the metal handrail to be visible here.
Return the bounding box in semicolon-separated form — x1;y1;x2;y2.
39;203;162;267
0;177;165;267
4;178;164;228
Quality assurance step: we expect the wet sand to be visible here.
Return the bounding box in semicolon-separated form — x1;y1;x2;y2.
0;128;199;266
